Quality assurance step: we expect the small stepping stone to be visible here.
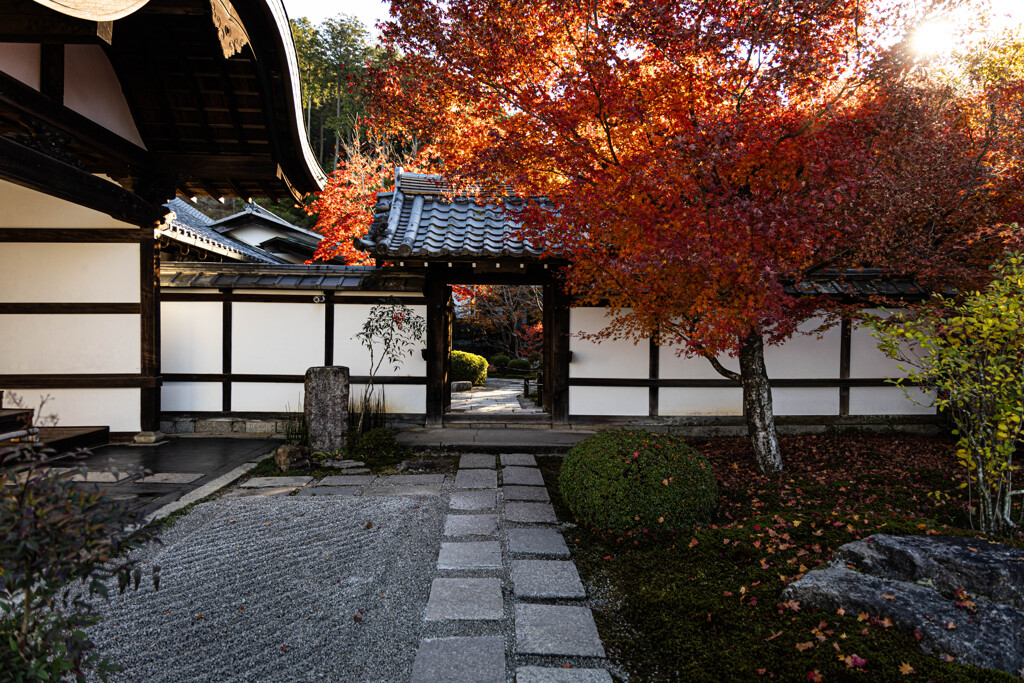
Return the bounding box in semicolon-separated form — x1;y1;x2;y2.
516;667;613;683
512;560;586;599
296;486;360;497
318;474;376;486
137;472;204;484
323;460;364;470
455;469;498;489
450;491;497;510
365;485;441;497
71;471;132;483
504;485;550;502
222;487;295;499
514;604;605;657
501;453;537;467
507;528;570;557
444;514;499;537
241;476;312;488
502;466;544;487
424;577;503;620
335;468;371;474
460;453;496;469
438;541;502;570
385;474;445;485
411;636;505;683
504;502;557;524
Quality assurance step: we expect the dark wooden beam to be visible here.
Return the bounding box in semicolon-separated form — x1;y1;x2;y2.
140;237;160;431
649;335;659;417
839;316;852;416
39;44;64;102
0;136;163;227
0;228;152;242
0;303;140;314
0;374;160;388
0;3;113;44
425;279;450;426
324;291;335;366
568;377;920;388
222;290;232;411
163;373;426;385
550;277;571;424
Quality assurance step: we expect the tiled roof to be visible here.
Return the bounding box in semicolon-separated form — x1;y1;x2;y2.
785;270;930;300
357;168;546;259
159;262;425;291
211;201;324;243
161;198;282;264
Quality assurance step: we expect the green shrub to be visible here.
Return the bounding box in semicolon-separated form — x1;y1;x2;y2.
559;430;718;534
490;354;511;375
451;350;488;385
354;427;409;467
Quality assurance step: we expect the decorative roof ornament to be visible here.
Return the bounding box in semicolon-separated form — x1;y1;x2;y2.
30;0;148;21
210;0;250;59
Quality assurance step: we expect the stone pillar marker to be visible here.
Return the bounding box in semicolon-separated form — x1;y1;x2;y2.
304;366;349;453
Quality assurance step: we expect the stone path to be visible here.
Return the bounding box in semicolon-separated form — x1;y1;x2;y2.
450;378;545;416
410;452;611;683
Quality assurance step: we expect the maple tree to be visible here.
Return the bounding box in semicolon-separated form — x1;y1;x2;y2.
455;285;543;358
368;0;1024;473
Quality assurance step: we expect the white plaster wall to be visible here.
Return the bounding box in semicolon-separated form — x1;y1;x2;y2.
773;388;841;416
0;179;136;228
763;317;840;378
850;310;908;379
660;346;740;379
333;304;427;377
350;384;426;413
63;45;145;147
160;302;222;373
232;303;324;375
226;226;281;246
0;43;40;89
850;387;936;415
659;388;743;416
570;308;647;379
231;382;305;412
0;314;140;373
570;387;648;416
161;382;221;412
0;388;140;432
0;243;139;303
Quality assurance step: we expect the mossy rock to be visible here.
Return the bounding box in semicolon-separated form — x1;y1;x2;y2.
559;429;718;534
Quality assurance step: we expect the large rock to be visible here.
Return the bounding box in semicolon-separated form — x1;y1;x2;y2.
303;366;349;454
273;444;309;473
783;535;1024;675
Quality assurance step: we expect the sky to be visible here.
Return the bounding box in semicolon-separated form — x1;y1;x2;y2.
283;0;391;36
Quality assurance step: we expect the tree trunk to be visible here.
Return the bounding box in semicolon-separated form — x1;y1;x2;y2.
738;333;783;475
705;332;783;475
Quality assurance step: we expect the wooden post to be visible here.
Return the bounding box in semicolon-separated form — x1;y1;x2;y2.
425;278;451;426
839;316;852;416
542;281;554;414
550;276;571;424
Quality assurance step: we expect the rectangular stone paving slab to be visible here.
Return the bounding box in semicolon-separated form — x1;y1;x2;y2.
514;604;605;657
438;541;503;570
384;474;445;485
444;514;499;537
240;476;312;488
504;485;550;502
460;453;496;469
450;490;497;510
512;560;586;599
516;667;613;683
318;474;376;486
507;528;570;557
70;471;133;483
501;453;538;467
364;485;441;497
504;502;558;524
295;486;360;497
411;636;505;683
502;466;545;487
455;469;498;489
137;472;204;484
424;577;503;620
221;486;296;499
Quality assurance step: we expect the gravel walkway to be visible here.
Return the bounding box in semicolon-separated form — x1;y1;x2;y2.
86;494;444;682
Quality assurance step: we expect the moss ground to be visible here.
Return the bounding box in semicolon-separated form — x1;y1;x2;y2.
539;434;1023;682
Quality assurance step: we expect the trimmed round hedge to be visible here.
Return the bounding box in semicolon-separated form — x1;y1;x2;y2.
451;350;488;385
559;430;718;534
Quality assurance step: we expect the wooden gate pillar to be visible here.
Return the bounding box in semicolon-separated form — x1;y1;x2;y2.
425;278;452;426
549;275;571;424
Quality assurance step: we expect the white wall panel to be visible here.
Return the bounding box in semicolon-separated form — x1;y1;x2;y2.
232;303;324;375
231;383;305;412
333;304;427;377
349;384;426;413
763;317;840;378
660;346;739;380
849;387;936;415
0;388;140;432
849;311;908;378
161;382;221;412
161;302;222;373
570;387;647;416
570;308;647;379
0;180;136;228
659;388;743;415
64;46;145;147
772;388;840;416
0;314;139;373
0;243;139;303
0;43;41;89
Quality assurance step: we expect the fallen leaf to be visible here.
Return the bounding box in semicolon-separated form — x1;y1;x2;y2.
845;654;867;668
561;664;572;669
353;614;362;623
836;607;846;616
899;662;915;675
281;646;287;652
365;522;373;529
882;593;896;600
765;630;783;642
946;621;956;630
806;671;822;682
796;641;815;652
939;653;955;663
689;538;698;548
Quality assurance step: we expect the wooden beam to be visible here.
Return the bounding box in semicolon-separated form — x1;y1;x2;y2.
39;44;64;102
649;334;659;417
140;237;160;431
0;4;113;44
0;374;160;388
0;303;140;314
222;290;232;411
0;136;163;227
0;228;152;242
550;277;571;424
839;316;852;416
425;279;450;426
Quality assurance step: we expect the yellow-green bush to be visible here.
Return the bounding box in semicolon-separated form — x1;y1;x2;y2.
451;350;488;385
